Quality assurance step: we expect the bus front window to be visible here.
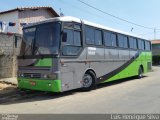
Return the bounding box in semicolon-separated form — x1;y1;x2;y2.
34;23;60;55
21;27;36;56
22;22;60;56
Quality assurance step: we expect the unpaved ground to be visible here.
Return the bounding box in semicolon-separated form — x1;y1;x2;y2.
0;82;17;94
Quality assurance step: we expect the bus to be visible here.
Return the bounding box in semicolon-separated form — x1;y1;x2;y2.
17;16;152;92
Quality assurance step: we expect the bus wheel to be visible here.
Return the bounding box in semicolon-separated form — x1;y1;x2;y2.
138;66;143;79
82;71;96;91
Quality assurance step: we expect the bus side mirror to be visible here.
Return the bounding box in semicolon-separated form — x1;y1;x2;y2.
62;32;67;42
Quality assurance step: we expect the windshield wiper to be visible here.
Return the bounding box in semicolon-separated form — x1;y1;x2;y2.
21;38;35;58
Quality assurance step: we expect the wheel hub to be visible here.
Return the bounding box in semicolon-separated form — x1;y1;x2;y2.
83;74;93;88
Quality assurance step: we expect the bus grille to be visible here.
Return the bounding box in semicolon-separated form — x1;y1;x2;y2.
23;73;41;78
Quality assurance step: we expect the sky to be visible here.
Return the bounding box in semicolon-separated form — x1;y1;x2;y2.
1;0;160;40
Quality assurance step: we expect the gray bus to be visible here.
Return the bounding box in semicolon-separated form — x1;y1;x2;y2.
18;16;152;92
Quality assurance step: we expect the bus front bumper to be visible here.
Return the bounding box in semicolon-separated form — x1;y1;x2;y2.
18;78;61;92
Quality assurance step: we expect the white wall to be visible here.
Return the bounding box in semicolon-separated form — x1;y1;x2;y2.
19;9;55;34
0;11;19;33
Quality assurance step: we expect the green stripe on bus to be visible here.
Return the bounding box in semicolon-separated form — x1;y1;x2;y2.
103;52;152;83
35;58;52;67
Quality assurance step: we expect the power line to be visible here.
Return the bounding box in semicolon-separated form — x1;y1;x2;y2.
77;0;155;30
138;32;154;36
64;0;136;30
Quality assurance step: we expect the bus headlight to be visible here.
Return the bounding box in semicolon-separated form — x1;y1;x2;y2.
19;73;24;77
42;73;57;80
43;74;48;79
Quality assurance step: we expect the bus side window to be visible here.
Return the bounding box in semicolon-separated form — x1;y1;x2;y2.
95;29;103;46
129;37;134;49
62;28;82;56
85;26;95;45
104;31;111;47
111;33;117;47
133;38;137;49
63;29;74;45
124;36;128;48
145;41;151;51
74;31;81;46
138;39;142;50
141;40;145;50
118;34;124;48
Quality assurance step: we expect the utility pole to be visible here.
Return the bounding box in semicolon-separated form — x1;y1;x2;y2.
154;28;156;40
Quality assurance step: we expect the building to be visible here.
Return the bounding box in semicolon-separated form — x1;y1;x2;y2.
151;40;160;56
0;7;59;78
0;6;59;34
151;40;160;64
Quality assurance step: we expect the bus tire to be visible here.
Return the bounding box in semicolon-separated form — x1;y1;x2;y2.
82;71;96;91
138;66;143;79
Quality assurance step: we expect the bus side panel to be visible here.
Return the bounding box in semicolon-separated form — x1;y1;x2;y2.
104;51;152;83
60;49;89;92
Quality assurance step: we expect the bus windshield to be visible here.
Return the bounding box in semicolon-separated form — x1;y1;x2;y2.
22;22;60;56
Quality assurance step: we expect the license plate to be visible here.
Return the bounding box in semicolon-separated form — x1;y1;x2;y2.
30;81;36;86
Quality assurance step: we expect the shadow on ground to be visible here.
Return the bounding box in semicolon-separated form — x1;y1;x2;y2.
0;76;147;105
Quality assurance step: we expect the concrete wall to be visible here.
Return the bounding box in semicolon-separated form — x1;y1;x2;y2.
0;33;22;78
0;11;19;33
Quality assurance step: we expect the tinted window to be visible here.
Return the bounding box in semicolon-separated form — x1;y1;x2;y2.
133;38;137;49
141;40;145;50
35;23;60;54
118;34;124;48
124;36;128;48
138;39;142;49
129;37;134;49
74;24;81;30
129;37;137;49
104;31;111;46
95;30;102;45
62;28;82;55
111;33;117;47
74;31;81;46
64;22;73;28
62;46;81;56
145;41;151;51
85;27;94;45
23;27;36;55
63;29;74;45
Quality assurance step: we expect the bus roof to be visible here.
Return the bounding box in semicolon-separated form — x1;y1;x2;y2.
24;16;148;40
